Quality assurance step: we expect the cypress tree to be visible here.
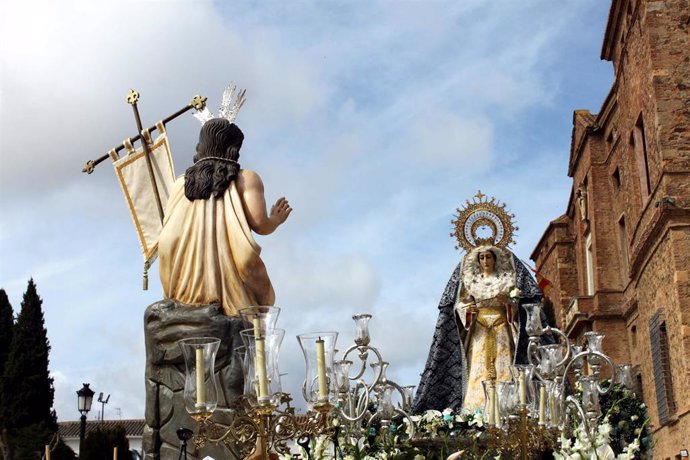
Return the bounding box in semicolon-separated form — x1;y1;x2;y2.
0;289;14;460
0;289;13;377
2;279;57;459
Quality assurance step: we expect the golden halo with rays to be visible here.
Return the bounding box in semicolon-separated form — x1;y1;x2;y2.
450;190;518;251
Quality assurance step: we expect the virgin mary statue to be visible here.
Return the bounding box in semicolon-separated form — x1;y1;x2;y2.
412;192;548;413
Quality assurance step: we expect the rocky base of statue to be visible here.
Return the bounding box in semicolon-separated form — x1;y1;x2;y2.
143;300;244;460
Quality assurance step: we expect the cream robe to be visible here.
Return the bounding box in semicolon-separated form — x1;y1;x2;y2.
455;247;518;412
158;177;275;317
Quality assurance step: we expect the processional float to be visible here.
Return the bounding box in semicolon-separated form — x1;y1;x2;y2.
178;193;636;459
83;86;639;458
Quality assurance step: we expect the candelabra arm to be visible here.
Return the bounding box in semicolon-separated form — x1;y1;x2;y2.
592;351;615;394
394;407;416;438
560;351;589;393
342;344;384;387
350;347;369;380
545;326;571;368
559;351;615;397
527;338;538;367
564;395;595;445
200;415;260;445
386;379;406;400
366;348;385;392
528;339;547;383
336;380;371;423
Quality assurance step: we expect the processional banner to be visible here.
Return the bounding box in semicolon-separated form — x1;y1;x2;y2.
110;121;176;270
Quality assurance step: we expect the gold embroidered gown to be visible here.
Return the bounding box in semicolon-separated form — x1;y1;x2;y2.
454;246;518;411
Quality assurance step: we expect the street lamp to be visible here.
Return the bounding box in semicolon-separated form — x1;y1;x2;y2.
77;383;94;457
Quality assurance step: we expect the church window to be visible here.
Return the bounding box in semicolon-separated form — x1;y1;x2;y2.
618;215;629;274
585;233;594;295
631;113;651;197
630;324;637;348
612;167;621;188
649;311;676;424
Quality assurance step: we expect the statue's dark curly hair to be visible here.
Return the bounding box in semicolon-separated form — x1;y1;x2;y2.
184;118;244;201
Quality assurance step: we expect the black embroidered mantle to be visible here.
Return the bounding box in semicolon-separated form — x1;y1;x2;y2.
411;253;547;413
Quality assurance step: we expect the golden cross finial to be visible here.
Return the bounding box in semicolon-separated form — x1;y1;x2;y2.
126;89;140;105
191;95;208;110
475;190;486;201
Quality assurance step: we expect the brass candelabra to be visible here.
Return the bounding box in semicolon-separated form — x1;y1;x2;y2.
181;308;417;459
194;395;335;459
182;303;634;459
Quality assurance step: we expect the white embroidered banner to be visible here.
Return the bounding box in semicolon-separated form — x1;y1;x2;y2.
111;121;176;265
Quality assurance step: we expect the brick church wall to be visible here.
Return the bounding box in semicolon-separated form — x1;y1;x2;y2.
532;0;690;456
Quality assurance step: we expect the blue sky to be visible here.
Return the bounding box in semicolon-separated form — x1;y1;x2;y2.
1;0;613;421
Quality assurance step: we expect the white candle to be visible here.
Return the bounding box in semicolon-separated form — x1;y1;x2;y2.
255;338;268;398
487;382;495;425
316;337;328;400
113;446;118;460
519;370;527;406
252;318;269;399
538;385;546;424
549;391;557;424
195;348;205;405
45;445;50;460
493;385;500;427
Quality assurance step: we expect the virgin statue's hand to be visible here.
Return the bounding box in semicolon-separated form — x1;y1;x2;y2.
467;305;479;315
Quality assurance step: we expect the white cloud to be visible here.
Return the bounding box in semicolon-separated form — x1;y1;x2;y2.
0;0;331;201
268;243;382;312
1;0;614;422
408;110;494;168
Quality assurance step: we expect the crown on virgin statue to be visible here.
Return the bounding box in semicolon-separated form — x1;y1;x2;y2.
450;190;518;252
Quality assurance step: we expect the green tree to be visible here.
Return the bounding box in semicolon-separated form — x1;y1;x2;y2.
0;289;13;377
0;290;14;460
81;426;132;460
1;280;57;459
51;439;77;460
9;423;54;460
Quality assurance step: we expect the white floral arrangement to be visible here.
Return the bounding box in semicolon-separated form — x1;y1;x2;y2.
277;435;426;460
405;407;485;438
276;408;487;459
508;286;522;302
553;414;647;460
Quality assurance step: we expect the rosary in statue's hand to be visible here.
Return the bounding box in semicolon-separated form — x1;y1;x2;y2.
270;197;293;224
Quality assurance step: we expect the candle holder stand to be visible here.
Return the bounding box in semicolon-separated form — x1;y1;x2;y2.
185;310;418;458
182;304;634;458
486;405;558;460
194;395;335;459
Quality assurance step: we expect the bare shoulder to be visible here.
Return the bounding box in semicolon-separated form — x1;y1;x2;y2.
237;169;264;192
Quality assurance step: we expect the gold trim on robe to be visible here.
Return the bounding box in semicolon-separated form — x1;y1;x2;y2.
462;302;514;411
